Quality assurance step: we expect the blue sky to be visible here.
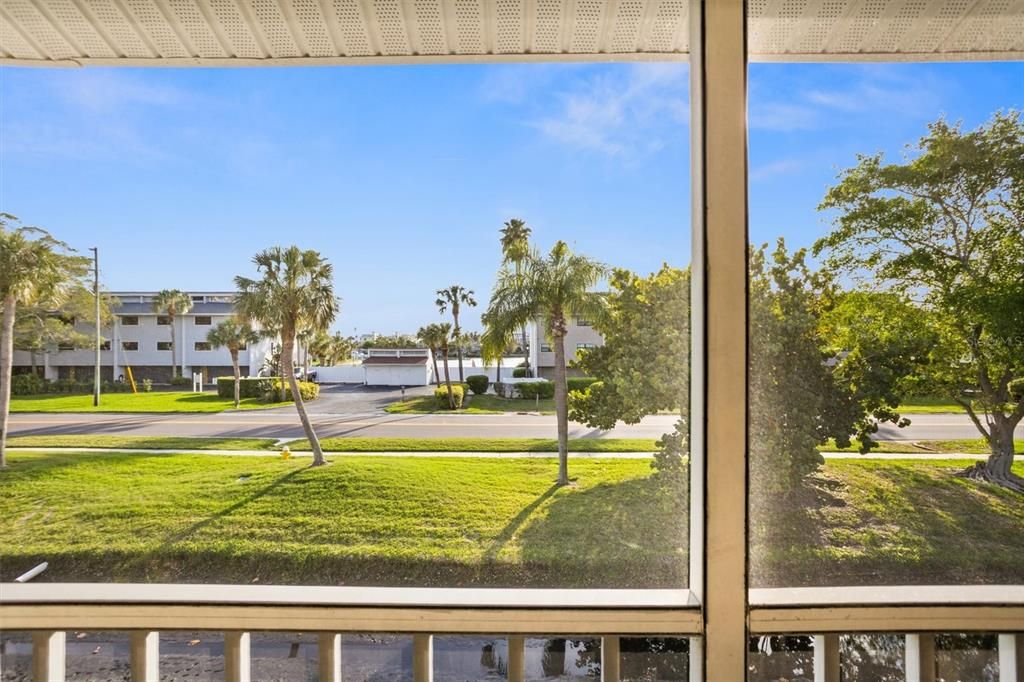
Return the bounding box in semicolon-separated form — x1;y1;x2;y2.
1;60;1021;334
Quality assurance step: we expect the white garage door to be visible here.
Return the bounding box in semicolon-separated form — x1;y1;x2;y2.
365;365;428;387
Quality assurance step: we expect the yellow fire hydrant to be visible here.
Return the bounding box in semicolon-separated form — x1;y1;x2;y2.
281;445;291;460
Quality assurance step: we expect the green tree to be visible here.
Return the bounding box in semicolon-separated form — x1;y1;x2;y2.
235;246;339;466
417;323;449;386
436;285;476;382
568;264;690;472
480;311;516;383
499;218;533;375
207;318;260;408
14;286;117;374
485;240;607;485
1;215;91;466
815;111;1024;490
152;289;193;379
359;333;421;349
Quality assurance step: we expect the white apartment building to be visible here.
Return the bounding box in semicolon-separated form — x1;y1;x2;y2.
527;316;605;379
11;291;274;384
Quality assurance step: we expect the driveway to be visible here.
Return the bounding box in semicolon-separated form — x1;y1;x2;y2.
264;383;433;415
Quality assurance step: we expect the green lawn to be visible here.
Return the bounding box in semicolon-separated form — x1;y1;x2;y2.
0;451;686;587
751;459;1024;586
386;394;556;415
819;438;1023;454
286;437;659;452
6;435;278;451
898;396;966;413
9;392;287;413
1;452;1020;588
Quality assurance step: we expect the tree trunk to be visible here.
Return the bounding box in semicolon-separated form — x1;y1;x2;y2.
454;311;464;382
552;318;569;486
0;295;16;468
278;345;287;402
169;314;178;378
496;356;502;383
442;347;455;409
958;414;1023;491
521;323;530;376
231;348;240;409
283;332;326;466
431;348;441;385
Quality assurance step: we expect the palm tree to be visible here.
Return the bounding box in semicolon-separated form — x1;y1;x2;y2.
235;246;339;466
417;323;447;385
484;241;607;485
436;322;455;408
1;215;90;467
152;289;193;379
435;285;476;382
499;218;533;375
207;318;259;409
481;312;515;383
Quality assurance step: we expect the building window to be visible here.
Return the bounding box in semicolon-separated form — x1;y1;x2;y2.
575;318;593;326
157;316;171;325
540;344;552;352
194;315;212;325
194;342;212;351
576;343;597;351
57;342;75;351
121;341;139;351
192;295;205;303
100;340;111;351
157;341;172;351
121;316;139;326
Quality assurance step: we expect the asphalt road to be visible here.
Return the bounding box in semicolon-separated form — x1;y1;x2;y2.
7;411;1017;442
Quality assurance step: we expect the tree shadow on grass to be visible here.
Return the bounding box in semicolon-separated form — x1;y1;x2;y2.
158;467;305;548
516;474;689;588
751;464;1024;587
483;484;560;561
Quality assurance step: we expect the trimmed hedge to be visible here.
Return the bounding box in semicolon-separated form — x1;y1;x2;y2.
264;379;320;402
512;368;529;378
518;381;555;400
466;375;489;395
567;377;599;392
10;374;47;396
217;377;274;399
435;384;465;409
10;375;132;396
169;375;192;387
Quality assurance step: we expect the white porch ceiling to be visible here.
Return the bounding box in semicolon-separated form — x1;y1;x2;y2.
1;0;1021;66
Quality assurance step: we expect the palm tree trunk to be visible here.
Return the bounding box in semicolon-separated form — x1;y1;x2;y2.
278;345;287;402
552;327;570;486
0;295;16;467
454;311;465;382
443;347;455;409
283;332;326;466
521;323;530;376
431;348;441;385
231;349;241;409
496;356;502;383
169;314;177;378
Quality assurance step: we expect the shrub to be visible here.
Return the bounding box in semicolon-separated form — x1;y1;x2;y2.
567;377;599;393
169;375;191;387
217;377;275;399
466;375;489;395
262;379;320;402
518;381;554;400
512;368;529;378
141;378;153;393
10;373;47;396
435;384;465;409
101;380;131;393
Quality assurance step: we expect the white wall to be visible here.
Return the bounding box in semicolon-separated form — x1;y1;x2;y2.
313;365;366;384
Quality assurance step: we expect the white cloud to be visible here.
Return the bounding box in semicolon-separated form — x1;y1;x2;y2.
57;70;190;113
529;63;689;156
750;158;805;181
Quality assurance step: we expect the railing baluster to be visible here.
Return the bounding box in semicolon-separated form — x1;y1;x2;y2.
813;634;839;682
601;635;620;682
318;633;341;682
129;631;159;682
224;631;251;682
413;634;432;682
507;635;525;682
998;633;1019;681
906;633;936;682
31;631;65;682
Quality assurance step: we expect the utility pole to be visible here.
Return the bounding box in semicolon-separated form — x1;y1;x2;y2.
90;247;100;407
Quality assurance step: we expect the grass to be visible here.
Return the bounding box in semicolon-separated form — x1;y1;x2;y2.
1;452;1020;588
385;394;556;415
898;396;966;413
751;459;1024;587
9;392;288;413
819;438;1023;454
285;437;660;452
0;451;686;587
5;435;279;451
